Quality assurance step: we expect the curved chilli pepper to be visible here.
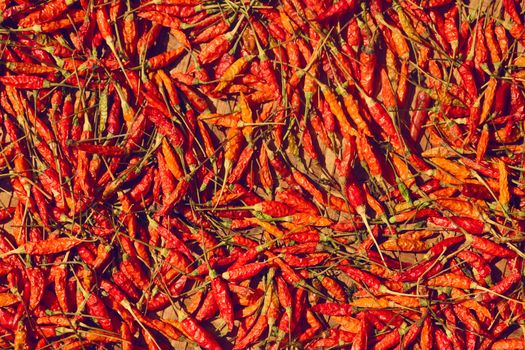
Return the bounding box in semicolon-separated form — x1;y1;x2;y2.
191;255;237;277
26;268;44;310
180;9;215;28
215;55;255;93
148;218;193;260
160;138;184;181
497;159;510;210
358;21;377;97
274;242;319;255
485;20;502;69
120;323;133;350
122;12;137;57
443;306;465;349
457;250;491;285
380;67;398;112
138;24;162;57
157;152;176;196
218;115;242;154
193;19;229;44
5;62;57;75
312;302;353;316
251;200;294;217
396;61;409;106
134;315;182;343
435;198;481;219
157;177;190;216
275;189;318;215
410;91;431;141
481;272;522;303
36;315;71;327
98;280;135;329
121;255;149;290
265;252;303;287
244;219;283;239
257;144;273;191
301;119;319;161
96;5;118;49
86;292;117;332
373;327;401;350
234;312;267;350
19;0;76;27
381;237;428;252
179;311;222;350
461;157;499;179
435;328;453;350
291;170;326;206
362;93;403;152
129;167;154;202
476;125;490;163
284;287;306;333
195;290;218;321
235;315;258;345
341;89;372;136
502;0;523;26
394;317;425;350
428;216;485;235
318;98;336;140
52;264;69;312
392;254;443;282
145;107;184;149
478;78;498;127
76;243;96;266
320;84;357;139
355;136;382;183
419;316;433;350
317;277;345;304
471;22;489;74
284;253;327;267
470;235;516;258
274;275;292;326
339;263;381;291
147;46;185;70
209;271;234;332
453;304;482;336
227;145;254;184
426;273;475;289
285;214;328;229
495;25;509;58
351;315;368;350
198;19;243;65
491;339;525;350
222;262;267;282
0;75;49;89
31;9;85;32
309;111;332;150
199;112;240;128
451;288;491;323
23;237;83;255
137;10;181;29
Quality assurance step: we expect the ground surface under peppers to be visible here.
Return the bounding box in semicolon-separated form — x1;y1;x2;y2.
0;0;524;349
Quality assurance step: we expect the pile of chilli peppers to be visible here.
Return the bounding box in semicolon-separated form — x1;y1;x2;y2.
0;0;525;349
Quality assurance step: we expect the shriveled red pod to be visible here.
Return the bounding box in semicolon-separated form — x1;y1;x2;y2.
198;18;245;65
